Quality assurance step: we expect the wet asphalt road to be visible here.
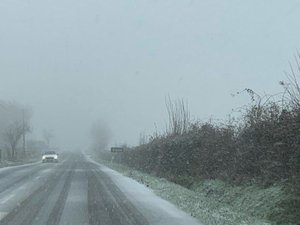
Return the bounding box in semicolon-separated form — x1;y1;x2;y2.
0;153;150;225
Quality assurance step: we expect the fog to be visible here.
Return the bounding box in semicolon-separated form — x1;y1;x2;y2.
1;0;300;150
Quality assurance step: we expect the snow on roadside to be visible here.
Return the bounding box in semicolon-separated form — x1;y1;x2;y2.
85;154;204;225
85;153;272;225
0;160;40;172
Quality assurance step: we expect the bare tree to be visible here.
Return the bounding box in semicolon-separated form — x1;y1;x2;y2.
0;101;32;160
90;120;112;153
139;131;148;145
4;121;29;160
280;52;300;109
165;96;190;135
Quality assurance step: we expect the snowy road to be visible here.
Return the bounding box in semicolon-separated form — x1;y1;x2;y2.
0;153;203;225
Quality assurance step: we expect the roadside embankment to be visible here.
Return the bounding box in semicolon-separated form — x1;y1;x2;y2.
96;158;298;225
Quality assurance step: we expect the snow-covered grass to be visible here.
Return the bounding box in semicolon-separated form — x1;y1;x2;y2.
97;159;283;225
0;157;40;168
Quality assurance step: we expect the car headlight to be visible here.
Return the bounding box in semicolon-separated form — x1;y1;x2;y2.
42;156;46;160
54;155;58;159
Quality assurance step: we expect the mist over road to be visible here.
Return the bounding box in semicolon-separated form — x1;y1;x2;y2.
0;153;202;225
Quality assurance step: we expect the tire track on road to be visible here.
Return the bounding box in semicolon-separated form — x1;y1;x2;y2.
0;164;54;194
0;163;73;225
88;168;149;225
45;163;75;225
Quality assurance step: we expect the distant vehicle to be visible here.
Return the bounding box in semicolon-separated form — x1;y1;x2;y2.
42;151;59;163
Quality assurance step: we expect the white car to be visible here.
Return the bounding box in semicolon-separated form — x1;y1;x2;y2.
42;151;59;163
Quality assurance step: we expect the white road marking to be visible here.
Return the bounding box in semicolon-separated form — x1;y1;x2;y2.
0;193;15;204
59;175;88;225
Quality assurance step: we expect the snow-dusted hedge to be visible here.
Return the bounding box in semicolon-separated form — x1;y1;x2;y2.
114;104;300;185
100;102;300;225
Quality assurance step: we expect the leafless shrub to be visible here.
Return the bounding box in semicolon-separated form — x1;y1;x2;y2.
165;96;190;135
280;52;300;109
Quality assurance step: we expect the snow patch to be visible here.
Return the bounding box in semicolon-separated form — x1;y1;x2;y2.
85;155;204;225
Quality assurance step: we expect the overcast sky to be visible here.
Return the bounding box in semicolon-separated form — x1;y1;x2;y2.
1;0;300;150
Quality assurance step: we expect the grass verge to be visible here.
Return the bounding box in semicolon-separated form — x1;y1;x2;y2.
96;158;297;225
